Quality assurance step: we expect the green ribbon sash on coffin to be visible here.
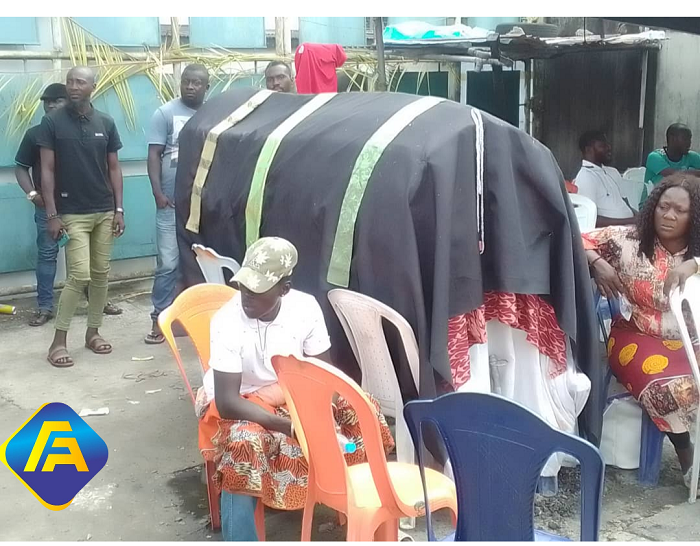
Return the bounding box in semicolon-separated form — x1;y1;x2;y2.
186;90;273;234
327;96;445;287
245;93;337;247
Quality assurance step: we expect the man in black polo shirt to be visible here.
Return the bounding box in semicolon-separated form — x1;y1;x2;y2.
15;82;122;328
38;66;126;368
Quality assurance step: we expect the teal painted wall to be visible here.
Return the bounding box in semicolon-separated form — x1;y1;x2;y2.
0;175;155;274
0;74;46;168
396;71;449;98
189;18;266;49
112;175;157;261
0;17;39;45
90;75;164;162
467;71;520;127
0;183;36;273
299;17;366;46
72;18;161;47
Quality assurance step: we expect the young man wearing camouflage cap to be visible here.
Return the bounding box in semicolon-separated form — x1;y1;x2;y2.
197;236;394;541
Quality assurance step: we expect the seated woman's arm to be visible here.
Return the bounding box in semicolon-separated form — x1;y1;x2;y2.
582;227;626;300
664;258;700;298
586;249;624;299
214;370;293;436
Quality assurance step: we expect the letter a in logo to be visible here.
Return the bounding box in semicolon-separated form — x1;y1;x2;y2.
0;403;108;510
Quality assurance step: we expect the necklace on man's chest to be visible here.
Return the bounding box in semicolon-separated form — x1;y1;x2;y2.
256;320;272;361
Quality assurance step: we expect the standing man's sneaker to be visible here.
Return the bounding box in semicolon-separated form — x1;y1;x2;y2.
29;309;54;327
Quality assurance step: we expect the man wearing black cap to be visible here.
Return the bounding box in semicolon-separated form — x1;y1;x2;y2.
15;83;68;327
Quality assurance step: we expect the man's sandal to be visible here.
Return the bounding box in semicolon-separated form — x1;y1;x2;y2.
29;310;53;327
144;329;165;345
47;347;74;368
85;335;113;355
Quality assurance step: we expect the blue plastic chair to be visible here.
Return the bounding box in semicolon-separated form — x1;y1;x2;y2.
404;392;604;542
594;293;665;486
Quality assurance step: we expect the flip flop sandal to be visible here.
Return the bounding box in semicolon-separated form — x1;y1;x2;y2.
29;310;53;327
144;330;165;345
85;335;113;355
47;347;74;368
103;301;123;316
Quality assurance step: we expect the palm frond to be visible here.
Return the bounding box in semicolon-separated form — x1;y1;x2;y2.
6;78;43;138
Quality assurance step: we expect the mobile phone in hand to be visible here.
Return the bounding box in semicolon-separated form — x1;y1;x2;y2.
57;230;70;248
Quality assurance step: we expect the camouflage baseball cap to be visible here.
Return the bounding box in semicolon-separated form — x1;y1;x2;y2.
231;237;298;294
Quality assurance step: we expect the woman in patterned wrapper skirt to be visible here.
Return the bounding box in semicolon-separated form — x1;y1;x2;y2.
583;174;700;489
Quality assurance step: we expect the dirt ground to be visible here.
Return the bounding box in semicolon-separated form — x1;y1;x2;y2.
1;279;698;541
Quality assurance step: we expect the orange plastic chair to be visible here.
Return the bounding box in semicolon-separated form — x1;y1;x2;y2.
159;284;266;538
271;354;458;541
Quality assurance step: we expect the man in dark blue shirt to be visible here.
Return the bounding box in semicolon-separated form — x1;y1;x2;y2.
15;84;67;326
38;66;126;368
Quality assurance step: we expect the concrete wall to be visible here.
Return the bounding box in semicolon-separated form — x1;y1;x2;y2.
653;30;700;149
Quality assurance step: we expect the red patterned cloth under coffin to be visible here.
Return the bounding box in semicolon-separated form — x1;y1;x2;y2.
448;292;568;390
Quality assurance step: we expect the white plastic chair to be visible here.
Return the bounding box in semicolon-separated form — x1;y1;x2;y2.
191;244;241;285
569;193;598;233
669;275;700;503
327;289;420;529
622;167;648;211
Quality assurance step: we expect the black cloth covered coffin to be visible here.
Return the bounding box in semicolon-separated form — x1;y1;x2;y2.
175;88;602;444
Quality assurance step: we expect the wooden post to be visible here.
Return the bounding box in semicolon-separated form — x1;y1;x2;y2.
283;17;292;57
170;17;181;51
50;17;62;74
447;62;459;102
524;60;532;135
374;17;387;91
171;17;182;96
275;17;286;57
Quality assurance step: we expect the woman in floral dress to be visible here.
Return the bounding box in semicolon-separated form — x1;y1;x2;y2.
583;174;700;487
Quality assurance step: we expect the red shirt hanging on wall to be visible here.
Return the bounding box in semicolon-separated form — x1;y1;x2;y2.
294;43;347;94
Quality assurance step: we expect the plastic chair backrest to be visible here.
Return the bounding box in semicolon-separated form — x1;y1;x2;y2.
569;193;597;233
192;244;241;284
669;276;700;386
158;283;238;404
327;289;420;413
669;275;700;501
621;167;647;210
622;167;646;184
404;392;604;541
271;354;407;515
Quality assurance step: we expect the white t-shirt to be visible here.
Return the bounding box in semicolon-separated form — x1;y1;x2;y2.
575;160;634;220
203;289;331;401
